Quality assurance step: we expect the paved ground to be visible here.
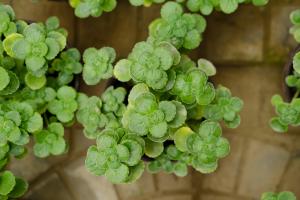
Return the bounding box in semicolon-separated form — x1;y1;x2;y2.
4;0;300;199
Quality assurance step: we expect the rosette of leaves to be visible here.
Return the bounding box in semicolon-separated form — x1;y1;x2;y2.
149;2;206;50
48;86;78;123
261;191;296;200
114;41;180;90
170;58;215;105
290;9;300;42
122;84;187;142
204;85;243;128
69;0;117;18
3;21;67;77
0;101;43;147
51;48;83;86
33;122;67;158
85;128;145;183
0;66;19;96
76;93;107;139
173;121;230;173
129;0;166;7
101;86;126;116
82;47;116;85
0;170;28;199
269;95;300;133
186;0;269;15
0;4;16;37
18;86;56;112
147;144;190;177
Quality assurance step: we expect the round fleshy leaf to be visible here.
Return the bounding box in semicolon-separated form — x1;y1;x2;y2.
0;67;9;91
0;171;16;196
197;58;216;76
45;38;60;60
8;178;28;198
105;164;129;184
75;2;91;18
161;2;183;21
144;138;164;158
126;161;145;183
220;0;239;14
113;59;132;82
168;101;187;128
174;127;194;152
102;0;117;12
46;16;59;31
25;73;46;90
269;117;288;133
0;71;19;96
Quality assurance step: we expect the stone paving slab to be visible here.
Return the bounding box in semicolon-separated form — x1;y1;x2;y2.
237;139;290;198
25;173;73;200
62;157;119;200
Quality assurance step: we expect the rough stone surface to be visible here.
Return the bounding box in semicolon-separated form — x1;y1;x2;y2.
198;194;243;200
237;139;290;198
204;5;264;63
280;157;300;198
202;134;244;193
155;171;192;192
151;194;193;200
116;172;156;200
62;157;119;200
11;0;75;44
25;173;73;200
77;0;138;58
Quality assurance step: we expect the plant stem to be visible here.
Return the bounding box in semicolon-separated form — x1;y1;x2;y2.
293;89;300;100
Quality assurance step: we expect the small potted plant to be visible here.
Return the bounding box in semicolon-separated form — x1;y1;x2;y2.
270;9;300;133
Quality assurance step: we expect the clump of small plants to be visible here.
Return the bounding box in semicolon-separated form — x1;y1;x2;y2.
76;1;244;183
261;191;297;200
68;0;117;18
0;3;99;197
270;9;300;133
186;0;269;15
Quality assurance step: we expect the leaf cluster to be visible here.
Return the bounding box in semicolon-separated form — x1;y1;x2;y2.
270;95;300;133
82;47;116;85
290;9;300;42
114;40;180;90
69;0;117;18
76;86;126;139
149;2;206;50
186;0;269;15
0;170;28;199
85;128;145;183
261;191;296;200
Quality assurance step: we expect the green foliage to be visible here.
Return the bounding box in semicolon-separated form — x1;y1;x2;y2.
290;9;300;42
270;18;300;132
0;170;28;199
85;128;145;183
270;95;300;133
76;86;126;139
129;0;166;7
69;0;117;18
122;84;187;142
3;21;67;77
48;86;78;123
0;101;43;147
0;4;16;37
174;121;230;173
33;122;67;158
186;0;269;15
171;57;215;105
261;191;296;200
204;85;243;128
114;40;180;90
83;47;115;85
51;48;82;86
149;2;206;50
